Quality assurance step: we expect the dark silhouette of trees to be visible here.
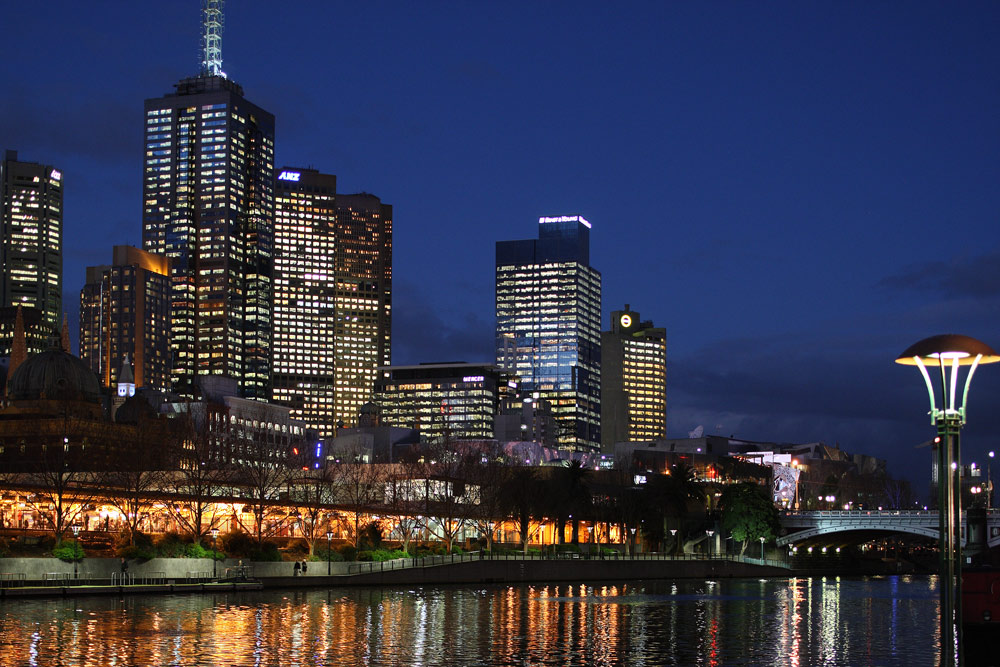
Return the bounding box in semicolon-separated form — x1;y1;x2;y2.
719;482;780;553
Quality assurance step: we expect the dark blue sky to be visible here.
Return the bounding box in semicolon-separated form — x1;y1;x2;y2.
2;1;998;495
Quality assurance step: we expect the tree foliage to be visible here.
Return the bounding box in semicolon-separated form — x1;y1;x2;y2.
719;482;780;552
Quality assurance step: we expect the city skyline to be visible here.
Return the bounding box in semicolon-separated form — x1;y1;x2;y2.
0;2;997;490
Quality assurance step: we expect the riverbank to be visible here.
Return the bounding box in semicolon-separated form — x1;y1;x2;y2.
0;554;791;598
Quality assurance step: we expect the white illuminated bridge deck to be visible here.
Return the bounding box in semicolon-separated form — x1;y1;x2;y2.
778;509;1000;547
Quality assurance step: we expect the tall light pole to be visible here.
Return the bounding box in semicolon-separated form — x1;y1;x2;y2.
210;528;219;579
71;525;80;580
988;451;994;511
326;531;333;576
759;536;765;560
896;334;999;667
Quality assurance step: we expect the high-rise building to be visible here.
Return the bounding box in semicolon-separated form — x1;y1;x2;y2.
496;216;601;451
0;150;62;329
79;246;172;392
333;193;392;426
142;7;275;399
601;305;666;450
272;168;338;435
374;363;515;443
271;170;392;436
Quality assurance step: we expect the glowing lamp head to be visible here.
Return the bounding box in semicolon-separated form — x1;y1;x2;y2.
895;334;1000;367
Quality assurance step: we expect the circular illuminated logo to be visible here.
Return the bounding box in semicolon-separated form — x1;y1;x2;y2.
620;314;632;328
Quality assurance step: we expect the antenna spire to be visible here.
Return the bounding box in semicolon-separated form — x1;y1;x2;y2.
200;0;226;77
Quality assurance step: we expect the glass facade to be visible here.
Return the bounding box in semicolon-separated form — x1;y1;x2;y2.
0;151;62;330
142;76;275;400
496;217;601;451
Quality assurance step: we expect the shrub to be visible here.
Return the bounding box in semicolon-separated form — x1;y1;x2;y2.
186;542;224;560
220;531;255;558
370;548;409;562
155;532;189;558
313;547;343;562
116;531;155;560
338;545;357;562
360;521;384;550
249;541;282;562
53;539;85;562
0;538;10;558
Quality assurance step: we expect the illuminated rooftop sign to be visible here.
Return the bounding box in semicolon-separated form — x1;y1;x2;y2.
278;170;301;182
50;169;62;181
462;375;484;383
539;215;591;228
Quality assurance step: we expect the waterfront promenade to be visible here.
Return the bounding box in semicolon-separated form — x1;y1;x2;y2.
0;551;789;599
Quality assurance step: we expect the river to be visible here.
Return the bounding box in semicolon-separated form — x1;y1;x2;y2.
0;575;940;666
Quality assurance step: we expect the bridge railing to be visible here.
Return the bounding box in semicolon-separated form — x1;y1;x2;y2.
781;510;935;519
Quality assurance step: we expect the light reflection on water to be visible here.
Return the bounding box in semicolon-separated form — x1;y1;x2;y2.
0;576;939;666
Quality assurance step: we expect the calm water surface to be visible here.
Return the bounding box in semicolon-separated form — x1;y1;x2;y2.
0;575;940;666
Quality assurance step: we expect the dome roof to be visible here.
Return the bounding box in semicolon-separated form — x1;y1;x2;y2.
7;347;102;404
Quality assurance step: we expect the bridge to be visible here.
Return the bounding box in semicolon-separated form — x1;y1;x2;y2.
778;510;1000;548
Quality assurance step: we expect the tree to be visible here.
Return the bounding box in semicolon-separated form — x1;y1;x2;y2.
719;482;780;553
229;407;302;547
417;443;480;553
289;467;339;556
100;417;171;547
644;461;702;554
549;460;592;544
162;408;232;545
329;446;386;549
500;465;544;554
465;443;509;552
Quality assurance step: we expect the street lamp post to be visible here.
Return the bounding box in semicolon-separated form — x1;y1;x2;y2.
759;536;766;560
210;528;220;579
71;525;80;580
988;451;995;511
705;529;715;556
896;334;999;667
326;531;333;576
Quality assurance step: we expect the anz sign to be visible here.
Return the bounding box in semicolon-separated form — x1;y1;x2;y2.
278;170;301;182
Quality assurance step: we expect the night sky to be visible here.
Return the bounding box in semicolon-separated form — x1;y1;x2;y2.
2;1;998;496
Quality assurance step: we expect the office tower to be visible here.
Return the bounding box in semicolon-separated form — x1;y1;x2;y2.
79;246;172;392
272;168;338;435
333;193;392;427
0;150;62;329
142;5;275;399
374;363;515;443
495;216;601;451
601;305;666;450
272;171;392;436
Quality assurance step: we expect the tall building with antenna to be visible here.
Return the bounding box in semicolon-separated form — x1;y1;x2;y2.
142;0;275;399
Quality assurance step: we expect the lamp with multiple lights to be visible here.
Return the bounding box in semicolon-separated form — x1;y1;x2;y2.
896;334;999;666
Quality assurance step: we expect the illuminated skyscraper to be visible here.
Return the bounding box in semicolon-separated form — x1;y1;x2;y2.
601;305;666;451
142;15;275;399
79;246;172;392
0;150;62;329
333;193;392;425
272;169;391;436
496;216;601;451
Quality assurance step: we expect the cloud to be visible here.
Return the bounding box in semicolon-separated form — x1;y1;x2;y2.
667;327;1000;497
391;280;494;365
879;248;1000;298
0;85;140;164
